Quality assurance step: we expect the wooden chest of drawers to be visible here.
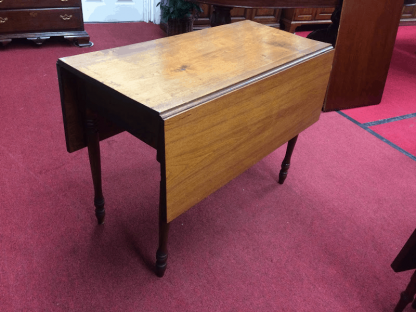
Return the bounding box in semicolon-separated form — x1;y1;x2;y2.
281;8;335;33
0;0;91;47
193;3;282;30
281;4;416;33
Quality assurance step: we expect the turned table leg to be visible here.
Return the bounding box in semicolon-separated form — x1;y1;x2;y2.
156;219;170;277
394;270;416;312
278;135;298;184
85;109;105;224
155;181;170;277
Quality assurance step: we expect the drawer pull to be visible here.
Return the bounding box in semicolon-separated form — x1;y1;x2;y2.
0;17;7;24
61;0;68;1
60;14;72;21
0;0;3;3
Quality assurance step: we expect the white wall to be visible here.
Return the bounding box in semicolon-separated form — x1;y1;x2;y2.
82;0;161;24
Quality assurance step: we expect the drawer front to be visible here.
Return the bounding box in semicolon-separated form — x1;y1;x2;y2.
402;5;416;19
293;8;314;21
0;0;81;9
0;8;83;34
314;7;335;20
251;8;281;24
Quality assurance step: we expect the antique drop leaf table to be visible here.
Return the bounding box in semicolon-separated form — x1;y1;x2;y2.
57;20;334;277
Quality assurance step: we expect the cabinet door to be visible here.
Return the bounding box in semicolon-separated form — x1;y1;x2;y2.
293;8;314;21
314;7;334;20
193;3;212;28
251;8;281;26
401;5;416;19
193;4;280;28
230;7;251;23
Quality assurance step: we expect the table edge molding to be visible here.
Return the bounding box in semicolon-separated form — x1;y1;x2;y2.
160;45;333;120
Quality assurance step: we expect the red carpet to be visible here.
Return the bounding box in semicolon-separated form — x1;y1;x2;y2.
1;23;416;311
369;117;416;157
339;25;416;161
342;26;416;124
297;26;416;160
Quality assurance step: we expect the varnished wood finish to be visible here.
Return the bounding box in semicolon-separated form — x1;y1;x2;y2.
57;65;126;153
163;49;333;222
323;0;404;111
0;0;81;9
282;4;414;33
59;21;330;116
156;220;170;277
193;3;281;29
0;8;83;33
195;0;338;8
58;21;334;275
281;7;334;33
278;135;298;184
85;109;105;224
400;3;416;26
0;0;91;47
192;0;409;111
193;0;339;30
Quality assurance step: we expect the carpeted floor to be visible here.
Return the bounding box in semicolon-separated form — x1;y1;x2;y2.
297;26;416;161
0;22;415;311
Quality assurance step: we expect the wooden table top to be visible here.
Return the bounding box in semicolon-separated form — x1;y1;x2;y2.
58;20;331;118
188;0;339;8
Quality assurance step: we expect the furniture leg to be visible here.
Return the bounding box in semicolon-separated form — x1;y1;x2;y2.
85;109;105;225
288;24;298;34
394;270;416;312
27;37;50;45
155;191;170;277
210;5;232;27
278;135;298;184
65;34;93;48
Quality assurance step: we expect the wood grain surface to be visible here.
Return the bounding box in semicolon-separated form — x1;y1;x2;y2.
163;49;334;222
59;20;330;115
0;8;83;34
57;65;125;153
323;0;404;111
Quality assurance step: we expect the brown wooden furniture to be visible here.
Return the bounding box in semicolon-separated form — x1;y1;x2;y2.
194;0;338;27
280;7;335;33
401;3;416;26
323;0;403;111
57;21;334;277
0;0;91;47
194;4;282;29
391;229;416;312
281;4;415;34
189;0;405;111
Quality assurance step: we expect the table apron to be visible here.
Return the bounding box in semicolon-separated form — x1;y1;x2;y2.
163;49;334;222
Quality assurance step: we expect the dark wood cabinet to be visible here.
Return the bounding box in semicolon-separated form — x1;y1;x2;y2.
282;4;416;33
400;4;416;26
193;3;281;29
280;7;334;33
0;0;91;47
